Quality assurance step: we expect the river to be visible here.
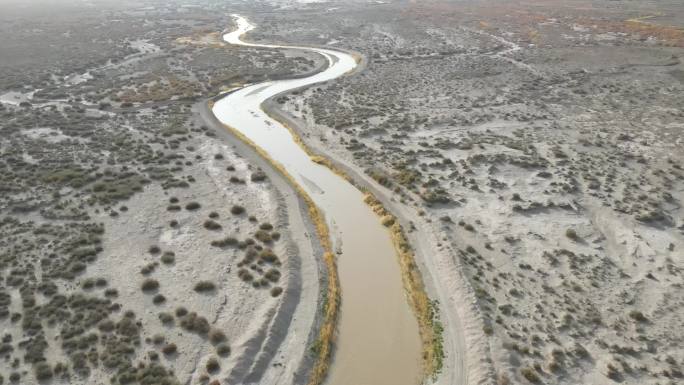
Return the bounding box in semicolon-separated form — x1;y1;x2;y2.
212;15;421;385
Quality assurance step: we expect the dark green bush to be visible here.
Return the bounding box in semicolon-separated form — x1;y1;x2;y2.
203;220;222;231
254;230;272;243
206;357;220;373
216;343;231;357
34;362;53;380
161;252;175;265
141;279;159;292
251;170;267;182
230;205;245;215
161;343;177;355
209;328;226;345
270;287;283;297
194;281;216;293
265;269;281;283
210;236;238;248
185;202;201;211
158;313;174;325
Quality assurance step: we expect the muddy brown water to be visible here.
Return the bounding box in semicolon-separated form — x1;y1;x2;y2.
213;15;421;385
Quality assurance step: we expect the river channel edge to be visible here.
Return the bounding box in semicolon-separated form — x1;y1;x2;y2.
210;20;444;385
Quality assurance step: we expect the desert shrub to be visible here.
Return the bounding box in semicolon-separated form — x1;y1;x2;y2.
161;252;175;265
606;363;621;381
153;294;166;304
380;215;395;227
71;261;86;273
34;362;53;380
185;202;201;211
179;313;210;335
208;329;226;345
251;170;267;182
82;278;95;290
140;263;157;275
214;154;224;160
230;205;245;215
254;230;272;243
151;335;165;345
206;357;220;373
259;249;279;264
264;269;281;283
175;307;188;317
210;236;238;248
238;269;253;282
162;343;177;355
0;343;13;355
259;223;273;231
628;310;648;322
565;228;579;240
270;287;283;297
158;313;174;325
520;367;540;383
203;220;222;231
169;220;179;228
167;205;181;211
209;212;219;219
148;245;161;255
98;319;115;333
194;281;216;293
216;343;231;357
104;288;118;298
141;279;159;292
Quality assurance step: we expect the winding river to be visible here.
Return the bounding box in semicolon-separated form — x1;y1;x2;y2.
213;15;421;385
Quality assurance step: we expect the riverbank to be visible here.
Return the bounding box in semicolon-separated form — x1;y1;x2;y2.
197;101;327;385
